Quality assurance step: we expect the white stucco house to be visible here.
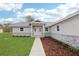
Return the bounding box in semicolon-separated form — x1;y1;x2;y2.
12;20;52;37
48;11;79;49
12;11;79;49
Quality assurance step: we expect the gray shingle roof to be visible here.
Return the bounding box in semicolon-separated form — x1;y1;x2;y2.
45;22;54;27
12;22;30;27
12;21;54;28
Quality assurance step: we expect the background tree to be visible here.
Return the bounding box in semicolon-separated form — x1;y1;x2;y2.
3;22;12;32
24;15;34;22
0;24;3;28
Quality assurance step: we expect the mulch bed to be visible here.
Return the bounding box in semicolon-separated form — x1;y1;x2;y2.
41;37;79;56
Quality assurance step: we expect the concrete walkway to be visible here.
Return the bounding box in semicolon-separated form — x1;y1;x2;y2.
30;37;45;56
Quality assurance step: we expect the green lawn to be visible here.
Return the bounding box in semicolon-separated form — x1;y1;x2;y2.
0;32;35;56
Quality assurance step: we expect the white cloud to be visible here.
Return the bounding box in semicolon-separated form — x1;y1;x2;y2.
0;18;15;24
0;3;23;11
23;8;35;13
0;17;26;24
45;3;79;21
55;3;78;16
15;3;79;22
16;8;58;22
0;18;14;21
37;8;45;13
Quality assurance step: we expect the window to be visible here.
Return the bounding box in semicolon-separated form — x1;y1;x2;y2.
57;25;59;31
29;24;31;26
20;28;24;31
45;27;48;31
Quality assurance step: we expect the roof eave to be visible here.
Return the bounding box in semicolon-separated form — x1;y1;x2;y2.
49;11;79;27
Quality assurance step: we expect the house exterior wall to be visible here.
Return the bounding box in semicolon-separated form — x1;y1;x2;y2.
12;27;31;36
50;14;79;49
44;28;51;36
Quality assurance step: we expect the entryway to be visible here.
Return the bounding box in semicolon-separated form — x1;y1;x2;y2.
30;20;45;37
33;27;42;37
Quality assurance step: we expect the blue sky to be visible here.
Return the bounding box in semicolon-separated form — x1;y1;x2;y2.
0;11;15;18
0;3;79;23
0;3;63;19
22;3;62;10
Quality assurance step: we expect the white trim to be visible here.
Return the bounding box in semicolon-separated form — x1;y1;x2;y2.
43;25;45;37
31;25;33;37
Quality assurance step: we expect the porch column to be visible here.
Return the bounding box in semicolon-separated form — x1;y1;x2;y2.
31;25;33;36
43;24;45;37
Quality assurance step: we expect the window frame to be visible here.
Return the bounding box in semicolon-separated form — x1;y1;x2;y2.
45;27;48;31
20;27;24;31
57;25;59;31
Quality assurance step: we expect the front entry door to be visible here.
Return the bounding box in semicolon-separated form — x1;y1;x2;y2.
34;27;42;37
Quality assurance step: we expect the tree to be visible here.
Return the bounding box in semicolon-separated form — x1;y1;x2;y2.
0;24;3;28
4;23;12;28
25;15;34;22
3;22;12;32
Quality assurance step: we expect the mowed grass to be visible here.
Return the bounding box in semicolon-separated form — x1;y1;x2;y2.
0;32;35;56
